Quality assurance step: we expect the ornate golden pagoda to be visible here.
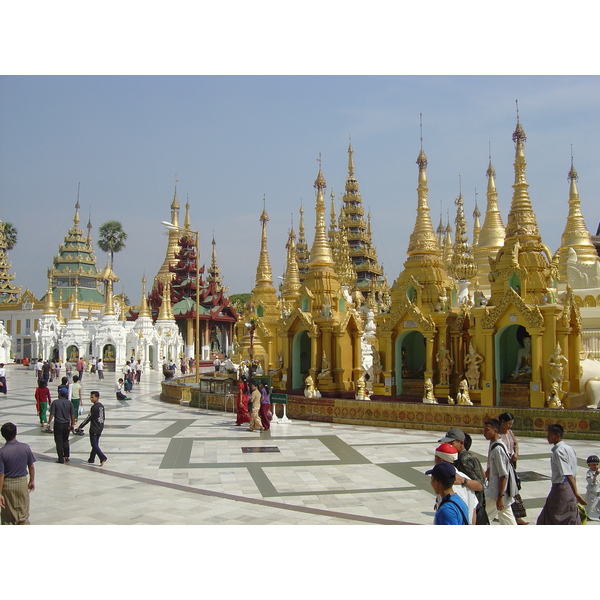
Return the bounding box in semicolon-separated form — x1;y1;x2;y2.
393;138;451;309
295;202;310;281
155;185;181;285
488;110;551;306
375;130;455;400
138;274;152;318
555;157;599;282
338;141;385;302
473;153;505;288
329;189;357;290
249;199;280;370
280;224;302;308
269;160;363;394
207;235;225;293
448;184;477;283
469;108;582;408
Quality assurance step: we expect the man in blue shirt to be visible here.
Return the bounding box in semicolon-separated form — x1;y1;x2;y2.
426;461;469;525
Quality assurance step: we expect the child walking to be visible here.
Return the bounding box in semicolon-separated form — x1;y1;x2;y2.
585;455;600;520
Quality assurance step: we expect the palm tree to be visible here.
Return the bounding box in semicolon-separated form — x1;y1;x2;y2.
98;221;127;269
1;222;18;250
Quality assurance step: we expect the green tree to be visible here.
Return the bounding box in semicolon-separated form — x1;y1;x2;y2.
98;221;127;269
1;222;18;250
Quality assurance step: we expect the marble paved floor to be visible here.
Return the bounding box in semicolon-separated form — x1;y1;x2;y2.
1;363;599;526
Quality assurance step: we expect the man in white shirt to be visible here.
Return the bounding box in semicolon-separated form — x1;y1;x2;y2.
483;418;517;525
537;424;587;524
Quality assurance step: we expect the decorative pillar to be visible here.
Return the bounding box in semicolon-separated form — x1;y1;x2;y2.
480;329;495;406
529;330;544;407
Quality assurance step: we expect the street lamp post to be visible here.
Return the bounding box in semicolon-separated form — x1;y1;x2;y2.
162;221;200;385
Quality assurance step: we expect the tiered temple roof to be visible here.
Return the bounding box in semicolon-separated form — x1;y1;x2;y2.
338;142;386;300
44;197;104;304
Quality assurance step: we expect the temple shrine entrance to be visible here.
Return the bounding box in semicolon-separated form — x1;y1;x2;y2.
496;324;531;407
395;330;425;398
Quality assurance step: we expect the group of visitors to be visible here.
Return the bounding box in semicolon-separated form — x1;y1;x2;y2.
428;417;598;525
236;376;271;431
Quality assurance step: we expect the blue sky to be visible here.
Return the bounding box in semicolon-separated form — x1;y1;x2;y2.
1;75;599;304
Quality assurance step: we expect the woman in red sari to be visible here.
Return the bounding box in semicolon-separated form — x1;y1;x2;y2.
235;375;250;426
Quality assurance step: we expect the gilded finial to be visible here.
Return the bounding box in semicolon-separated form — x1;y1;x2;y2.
184;195;191;230
73;183;81;227
314;155;326;190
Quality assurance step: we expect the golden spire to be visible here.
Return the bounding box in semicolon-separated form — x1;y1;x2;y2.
443;211;453;268
184;196;191;231
254;196;276;291
392;120;451;309
157;279;173;320
170;182;180;227
103;277;115;316
70;281;81;320
407;116;440;257
155;184;183;284
436;207;445;251
448;179;477;281
488;106;550;304
556;154;599;280
348;137;355;177
281;223;302;303
43;276;56;314
73;183;81;229
308;158;335;269
472;190;481;248
138;273;151;318
295;201;309;279
57;289;65;324
86;210;93;247
505;102;541;242
208;234;224;291
474;149;505;286
329;188;337;232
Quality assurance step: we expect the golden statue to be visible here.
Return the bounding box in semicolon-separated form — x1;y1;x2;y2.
464;342;484;390
355;375;369;400
317;352;331;379
455;379;473;406
547;381;564;409
304;375;321;399
548;343;568;388
423;377;438;404
436;343;453;385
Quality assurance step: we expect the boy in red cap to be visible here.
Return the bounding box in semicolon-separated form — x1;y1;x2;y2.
432;442;481;524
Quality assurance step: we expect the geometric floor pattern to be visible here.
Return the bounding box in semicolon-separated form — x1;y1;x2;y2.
1;363;599;526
